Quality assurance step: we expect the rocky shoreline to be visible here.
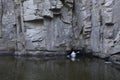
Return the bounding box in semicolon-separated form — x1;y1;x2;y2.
0;50;119;65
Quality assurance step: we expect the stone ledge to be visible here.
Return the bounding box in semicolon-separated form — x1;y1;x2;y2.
14;50;66;57
0;50;66;57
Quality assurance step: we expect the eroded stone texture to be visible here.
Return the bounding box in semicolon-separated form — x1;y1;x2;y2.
0;0;16;53
22;0;73;54
73;0;120;58
1;0;120;58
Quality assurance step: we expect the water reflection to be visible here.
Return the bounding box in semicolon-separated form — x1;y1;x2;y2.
0;56;119;80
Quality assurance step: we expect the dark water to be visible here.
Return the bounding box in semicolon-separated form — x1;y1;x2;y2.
0;56;120;80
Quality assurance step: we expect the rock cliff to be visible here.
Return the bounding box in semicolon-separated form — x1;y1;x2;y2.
0;0;120;58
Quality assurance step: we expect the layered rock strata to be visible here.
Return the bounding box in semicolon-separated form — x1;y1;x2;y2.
0;0;120;59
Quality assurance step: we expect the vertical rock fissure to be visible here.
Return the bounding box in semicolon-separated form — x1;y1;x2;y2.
0;0;3;38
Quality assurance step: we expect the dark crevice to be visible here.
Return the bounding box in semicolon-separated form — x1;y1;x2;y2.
60;0;65;4
24;19;44;24
105;23;114;26
111;52;120;56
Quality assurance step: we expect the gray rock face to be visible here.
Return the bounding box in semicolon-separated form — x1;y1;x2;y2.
0;0;120;58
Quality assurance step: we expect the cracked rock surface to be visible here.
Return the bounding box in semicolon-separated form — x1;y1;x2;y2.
0;0;120;58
